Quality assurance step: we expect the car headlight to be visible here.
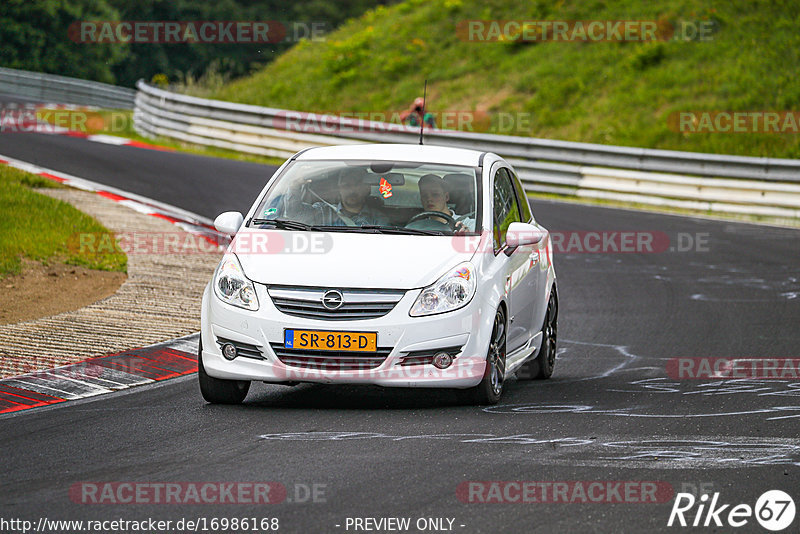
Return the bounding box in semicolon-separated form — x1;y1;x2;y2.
213;254;259;311
410;262;476;317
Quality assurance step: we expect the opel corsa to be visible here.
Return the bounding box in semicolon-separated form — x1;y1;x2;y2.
200;144;557;405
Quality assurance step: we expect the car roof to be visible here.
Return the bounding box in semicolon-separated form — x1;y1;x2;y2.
294;143;486;167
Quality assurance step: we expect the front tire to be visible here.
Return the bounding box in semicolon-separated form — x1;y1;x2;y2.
461;308;507;405
198;339;250;404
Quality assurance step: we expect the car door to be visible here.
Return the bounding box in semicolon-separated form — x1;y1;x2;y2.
491;165;537;353
509;167;548;335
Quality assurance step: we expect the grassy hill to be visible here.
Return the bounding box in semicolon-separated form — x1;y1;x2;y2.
214;0;800;159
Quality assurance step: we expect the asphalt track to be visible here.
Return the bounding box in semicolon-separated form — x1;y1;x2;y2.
1;99;799;532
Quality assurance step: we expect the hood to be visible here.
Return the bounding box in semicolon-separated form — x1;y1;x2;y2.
232;230;479;289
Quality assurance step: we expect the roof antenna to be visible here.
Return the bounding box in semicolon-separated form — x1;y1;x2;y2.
418;79;427;145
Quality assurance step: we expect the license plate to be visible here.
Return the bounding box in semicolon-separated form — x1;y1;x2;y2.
284;329;377;352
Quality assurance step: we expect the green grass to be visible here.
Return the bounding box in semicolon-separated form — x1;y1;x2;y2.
0;165;127;279
213;0;800;159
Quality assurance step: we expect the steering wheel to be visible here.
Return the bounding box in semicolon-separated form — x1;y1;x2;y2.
406;211;457;230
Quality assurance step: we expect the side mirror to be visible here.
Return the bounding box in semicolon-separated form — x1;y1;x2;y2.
214;211;244;235
505;222;545;248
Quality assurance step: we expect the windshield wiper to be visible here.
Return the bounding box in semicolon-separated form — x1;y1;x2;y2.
311;225;382;234
344;225;444;236
252;220;444;236
250;218;318;231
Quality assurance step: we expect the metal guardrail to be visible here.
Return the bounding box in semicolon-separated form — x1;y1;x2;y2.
134;81;800;219
0;67;135;109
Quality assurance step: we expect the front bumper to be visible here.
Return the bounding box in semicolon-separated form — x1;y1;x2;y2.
201;283;495;388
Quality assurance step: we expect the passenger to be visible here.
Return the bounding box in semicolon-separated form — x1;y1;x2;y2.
284;168;388;226
443;173;475;216
415;174;474;233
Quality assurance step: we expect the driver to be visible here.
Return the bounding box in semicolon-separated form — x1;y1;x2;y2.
284;167;388;226
416;174;475;233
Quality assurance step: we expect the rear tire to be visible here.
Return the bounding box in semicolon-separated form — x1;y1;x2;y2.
517;287;558;380
198;339;250;404
460;308;507;405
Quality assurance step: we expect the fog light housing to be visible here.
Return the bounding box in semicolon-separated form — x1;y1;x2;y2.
432;352;453;369
222;343;238;361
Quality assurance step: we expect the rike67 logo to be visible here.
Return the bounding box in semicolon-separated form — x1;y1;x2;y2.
668;490;795;531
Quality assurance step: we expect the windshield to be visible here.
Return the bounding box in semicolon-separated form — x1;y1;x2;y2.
249;160;481;235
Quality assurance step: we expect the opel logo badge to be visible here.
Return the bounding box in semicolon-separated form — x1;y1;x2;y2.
321;290;344;310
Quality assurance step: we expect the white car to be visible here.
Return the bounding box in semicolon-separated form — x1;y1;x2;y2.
199;144;557;405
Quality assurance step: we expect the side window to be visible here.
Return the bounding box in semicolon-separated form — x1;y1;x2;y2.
510;170;533;223
492;168;521;252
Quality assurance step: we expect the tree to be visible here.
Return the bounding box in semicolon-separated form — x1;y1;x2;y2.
0;0;127;84
0;0;395;87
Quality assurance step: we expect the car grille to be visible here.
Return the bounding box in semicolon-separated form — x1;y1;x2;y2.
216;337;265;360
267;286;405;320
270;344;392;371
397;345;464;366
